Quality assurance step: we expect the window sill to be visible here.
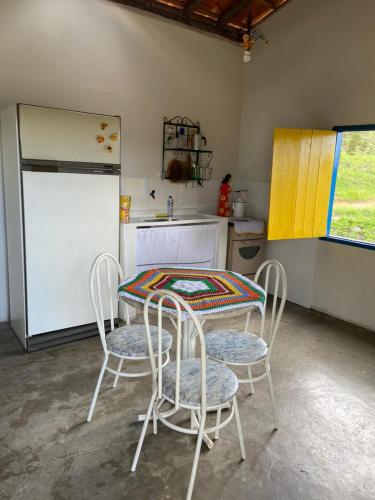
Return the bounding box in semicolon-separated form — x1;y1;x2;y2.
320;236;375;251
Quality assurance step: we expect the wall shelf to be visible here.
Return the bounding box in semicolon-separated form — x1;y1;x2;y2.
161;115;213;186
164;147;213;154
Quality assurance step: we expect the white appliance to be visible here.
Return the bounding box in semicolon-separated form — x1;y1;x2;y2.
1;104;121;350
226;223;265;279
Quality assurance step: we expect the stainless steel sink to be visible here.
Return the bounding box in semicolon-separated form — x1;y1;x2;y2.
142;217;178;222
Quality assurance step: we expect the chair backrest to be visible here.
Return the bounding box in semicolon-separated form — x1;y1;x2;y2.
252;259;287;358
143;290;207;414
89;253;128;352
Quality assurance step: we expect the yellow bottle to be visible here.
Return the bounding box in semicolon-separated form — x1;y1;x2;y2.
120;195;131;223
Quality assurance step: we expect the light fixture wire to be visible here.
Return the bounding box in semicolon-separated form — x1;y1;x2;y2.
242;3;268;63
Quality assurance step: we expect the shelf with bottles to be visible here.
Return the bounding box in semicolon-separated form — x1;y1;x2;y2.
164;147;213;154
162;116;213;186
164;170;213;183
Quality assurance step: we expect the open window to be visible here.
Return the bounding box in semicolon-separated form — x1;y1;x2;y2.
268;127;374;250
324;126;375;249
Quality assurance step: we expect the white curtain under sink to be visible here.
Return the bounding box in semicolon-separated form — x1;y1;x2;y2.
136;224;218;272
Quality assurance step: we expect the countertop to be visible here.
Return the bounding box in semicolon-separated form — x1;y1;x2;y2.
125;213;226;227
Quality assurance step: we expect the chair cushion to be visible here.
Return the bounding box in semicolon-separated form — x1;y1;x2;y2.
162;358;238;409
106;325;172;358
205;330;268;364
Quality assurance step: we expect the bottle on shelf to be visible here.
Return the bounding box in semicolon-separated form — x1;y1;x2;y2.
167;195;174;219
177;127;186;148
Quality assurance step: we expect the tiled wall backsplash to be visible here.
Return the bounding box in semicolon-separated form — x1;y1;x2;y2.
231;180;270;221
121;177;270;220
121;177;221;216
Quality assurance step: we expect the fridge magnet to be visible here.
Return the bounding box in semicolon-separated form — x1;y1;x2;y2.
96;134;105;143
101;122;109;130
105;145;113;153
109;133;118;142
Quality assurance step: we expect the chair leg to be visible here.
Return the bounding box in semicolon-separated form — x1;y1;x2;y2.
87;355;108;422
191;410;214;450
266;363;279;430
131;390;157;472
214;408;222;440
113;358;124;388
233;396;246;460
153;407;158;435
247;366;255;395
186;418;205;500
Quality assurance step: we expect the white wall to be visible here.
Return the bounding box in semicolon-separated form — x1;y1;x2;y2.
313;241;374;329
0;130;8;322
238;0;375;329
1;0;374;331
0;0;244;322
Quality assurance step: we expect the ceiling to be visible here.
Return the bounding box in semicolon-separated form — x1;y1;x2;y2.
111;0;291;43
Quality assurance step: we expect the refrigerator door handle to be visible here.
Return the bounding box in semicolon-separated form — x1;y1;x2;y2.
21;160;121;175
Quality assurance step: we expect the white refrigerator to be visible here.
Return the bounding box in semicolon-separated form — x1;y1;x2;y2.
1;104;121;350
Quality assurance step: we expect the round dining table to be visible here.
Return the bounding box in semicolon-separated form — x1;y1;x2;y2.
118;267;266;449
118;267;266;358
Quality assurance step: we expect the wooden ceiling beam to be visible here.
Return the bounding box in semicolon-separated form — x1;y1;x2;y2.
108;0;291;42
183;0;204;17
258;0;278;9
216;0;251;29
111;0;244;42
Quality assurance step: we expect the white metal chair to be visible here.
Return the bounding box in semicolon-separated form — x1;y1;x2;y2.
87;253;173;422
205;259;287;431
131;290;246;500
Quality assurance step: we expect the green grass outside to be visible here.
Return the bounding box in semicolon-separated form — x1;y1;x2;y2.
330;133;375;244
330;206;375;242
334;152;375;201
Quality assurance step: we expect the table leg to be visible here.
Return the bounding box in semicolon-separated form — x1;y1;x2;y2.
182;319;198;358
182;321;189;359
137;410;213;449
188;321;196;358
137;320;192;423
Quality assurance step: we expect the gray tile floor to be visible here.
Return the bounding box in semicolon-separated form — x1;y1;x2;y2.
0;303;374;500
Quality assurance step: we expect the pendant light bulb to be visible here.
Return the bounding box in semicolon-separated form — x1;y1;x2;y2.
243;50;251;63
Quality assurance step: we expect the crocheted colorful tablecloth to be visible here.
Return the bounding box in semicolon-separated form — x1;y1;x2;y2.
118;267;265;319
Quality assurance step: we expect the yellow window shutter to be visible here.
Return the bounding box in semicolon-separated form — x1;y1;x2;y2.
313;131;337;236
268;128;337;240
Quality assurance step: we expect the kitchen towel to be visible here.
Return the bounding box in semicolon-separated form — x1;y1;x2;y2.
231;219;265;235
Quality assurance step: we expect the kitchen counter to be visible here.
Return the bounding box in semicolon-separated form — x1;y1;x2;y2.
126;213;225;227
120;213;228;275
119;213;228;320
